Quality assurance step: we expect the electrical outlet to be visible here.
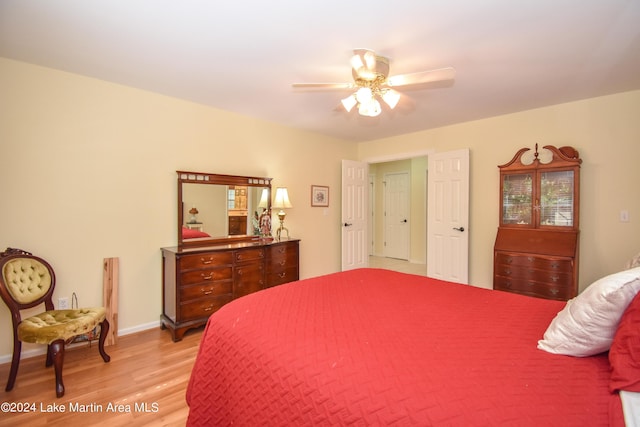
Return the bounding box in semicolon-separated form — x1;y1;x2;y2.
58;297;69;309
620;210;630;222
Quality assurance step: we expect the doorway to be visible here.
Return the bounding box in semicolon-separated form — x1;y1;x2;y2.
369;157;427;264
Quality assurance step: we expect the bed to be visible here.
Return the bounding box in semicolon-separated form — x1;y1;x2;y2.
181;226;211;239
186;267;640;426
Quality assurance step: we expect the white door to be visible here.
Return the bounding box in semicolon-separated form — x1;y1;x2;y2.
342;160;368;271
427;149;470;284
384;172;410;260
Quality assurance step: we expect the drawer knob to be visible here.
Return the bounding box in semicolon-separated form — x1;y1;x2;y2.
202;289;213;295
203;305;214;312
279;260;286;266
278;272;286;278
200;257;213;265
550;275;560;282
201;274;213;280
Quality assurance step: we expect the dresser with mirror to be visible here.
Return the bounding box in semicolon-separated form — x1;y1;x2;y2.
161;171;300;341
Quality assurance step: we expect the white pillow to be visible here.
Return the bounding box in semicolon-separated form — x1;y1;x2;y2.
538;267;640;357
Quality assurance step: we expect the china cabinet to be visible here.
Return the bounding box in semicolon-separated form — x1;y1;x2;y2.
493;144;581;300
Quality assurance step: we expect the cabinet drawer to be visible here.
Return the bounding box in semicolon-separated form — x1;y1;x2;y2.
180;266;233;286
495;253;573;272
268;245;298;265
266;267;298;287
494;276;573;300
180;280;232;301
180;295;233;321
180;252;233;270
234;263;264;298
235;248;265;263
494;263;572;284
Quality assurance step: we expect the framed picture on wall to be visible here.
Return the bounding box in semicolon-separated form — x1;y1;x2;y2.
311;185;329;207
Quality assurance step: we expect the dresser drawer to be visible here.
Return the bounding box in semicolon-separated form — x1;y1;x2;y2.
234;248;265;263
180;280;232;301
494;276;573;300
268;243;298;263
495;253;573;272
234;262;264;298
180;295;233;321
494;263;572;285
180;266;233;286
180;252;234;270
266;266;298;287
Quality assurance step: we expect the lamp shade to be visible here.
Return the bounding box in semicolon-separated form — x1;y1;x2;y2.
258;188;269;208
272;187;292;209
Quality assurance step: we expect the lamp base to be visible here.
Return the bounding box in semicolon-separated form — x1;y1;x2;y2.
276;223;289;241
276;210;290;241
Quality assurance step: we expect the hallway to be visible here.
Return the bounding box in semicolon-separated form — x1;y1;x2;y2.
368;256;428;277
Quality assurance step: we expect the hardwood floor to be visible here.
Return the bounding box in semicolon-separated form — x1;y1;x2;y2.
0;326;203;426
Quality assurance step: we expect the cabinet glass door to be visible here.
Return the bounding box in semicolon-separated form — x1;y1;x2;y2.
502;173;532;225
540;170;574;226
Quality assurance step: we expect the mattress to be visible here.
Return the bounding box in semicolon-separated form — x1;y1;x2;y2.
186;268;622;426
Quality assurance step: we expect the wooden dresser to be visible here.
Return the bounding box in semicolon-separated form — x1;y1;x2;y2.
493;144;581;301
161;239;299;341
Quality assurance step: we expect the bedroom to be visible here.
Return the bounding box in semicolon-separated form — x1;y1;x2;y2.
1;0;640;425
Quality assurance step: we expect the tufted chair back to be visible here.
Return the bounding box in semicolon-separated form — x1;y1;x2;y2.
0;248;56;319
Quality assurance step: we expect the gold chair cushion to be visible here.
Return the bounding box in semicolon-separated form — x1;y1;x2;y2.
18;308;106;345
2;258;51;304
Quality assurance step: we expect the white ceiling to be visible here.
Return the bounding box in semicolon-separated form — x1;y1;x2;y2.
1;0;639;142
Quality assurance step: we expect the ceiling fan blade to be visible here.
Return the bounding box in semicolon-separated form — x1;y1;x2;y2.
292;82;355;90
386;67;456;87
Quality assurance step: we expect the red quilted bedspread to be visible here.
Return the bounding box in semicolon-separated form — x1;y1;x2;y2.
186;268;622;426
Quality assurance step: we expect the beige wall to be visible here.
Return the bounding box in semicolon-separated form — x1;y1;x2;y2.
1;56;639;360
0;58;357;358
359;90;640;292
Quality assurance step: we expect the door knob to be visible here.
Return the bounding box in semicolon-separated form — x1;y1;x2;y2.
344;222;353;227
401;219;407;223
453;226;465;232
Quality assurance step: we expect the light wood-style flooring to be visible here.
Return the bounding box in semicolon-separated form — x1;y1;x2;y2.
369;255;428;276
0;327;203;427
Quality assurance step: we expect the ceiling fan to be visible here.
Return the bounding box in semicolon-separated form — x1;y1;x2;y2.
292;48;456;117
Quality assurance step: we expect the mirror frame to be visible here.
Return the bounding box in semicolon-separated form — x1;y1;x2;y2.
177;171;272;247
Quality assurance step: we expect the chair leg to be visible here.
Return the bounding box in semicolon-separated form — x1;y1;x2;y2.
5;335;21;392
49;339;65;398
98;319;111;363
45;343;54;367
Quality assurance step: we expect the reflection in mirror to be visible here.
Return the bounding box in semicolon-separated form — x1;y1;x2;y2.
182;184;269;238
177;171;272;247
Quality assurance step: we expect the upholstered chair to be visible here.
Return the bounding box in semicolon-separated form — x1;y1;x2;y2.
0;248;111;397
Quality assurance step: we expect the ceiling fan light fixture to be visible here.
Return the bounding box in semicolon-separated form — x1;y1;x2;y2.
350;55;364;72
341;94;357;112
355;87;373;104
381;89;401;109
358;99;381;117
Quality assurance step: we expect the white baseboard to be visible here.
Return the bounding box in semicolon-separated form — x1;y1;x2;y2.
0;320;161;364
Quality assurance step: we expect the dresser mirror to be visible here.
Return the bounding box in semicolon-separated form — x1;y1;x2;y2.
177;171;272;247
